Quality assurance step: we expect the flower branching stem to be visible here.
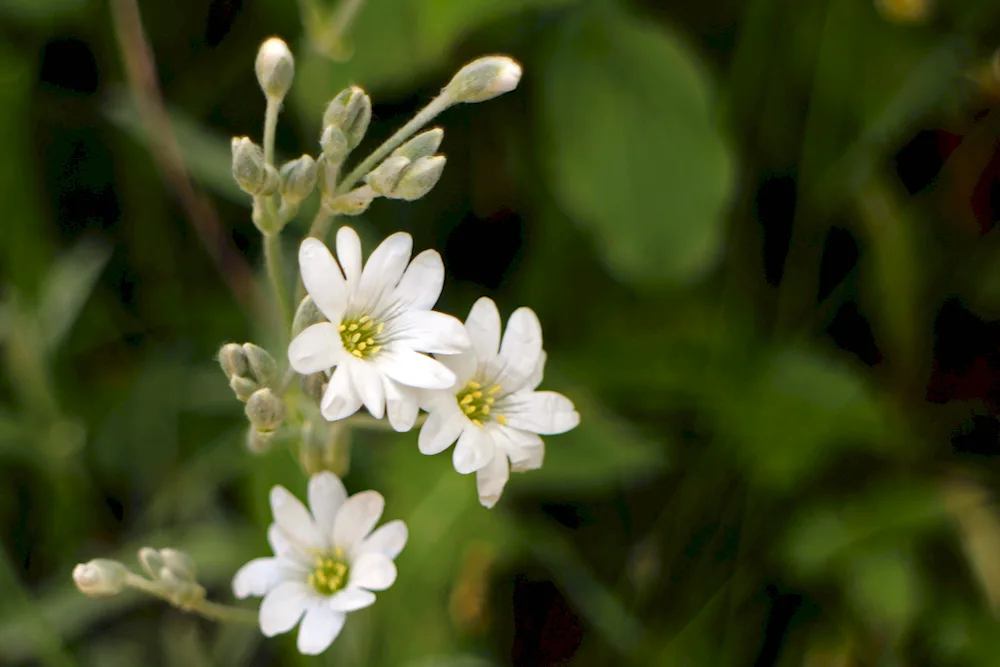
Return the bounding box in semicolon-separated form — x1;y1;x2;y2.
123;573;258;626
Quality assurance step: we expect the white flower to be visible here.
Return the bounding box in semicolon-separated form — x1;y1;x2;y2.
418;297;580;507
288;227;470;431
233;472;407;655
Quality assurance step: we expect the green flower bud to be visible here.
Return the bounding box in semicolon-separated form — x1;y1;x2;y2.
73;559;128;598
158;548;197;582
279;155;317;205
390;155;447;201
391;128;444;161
218;342;249;379
320;125;350;164
365;155;411;197
299;420;351;476
445;55;522;104
241;343;277;387
245;388;285;432
137;547;164;579
229;375;259;402
301;371;327;405
327;185;376;216
323;86;372;150
292;296;326;338
246;427;276;454
231;137;278;196
255;37;295;100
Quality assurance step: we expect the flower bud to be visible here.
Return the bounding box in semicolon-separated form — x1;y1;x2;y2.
242;343;277;387
73;559;128;598
229;375;259;402
299;420;351;476
391;155;446;201
365;155;411;197
158;548;197;582
320;125;350;165
392;128;444;161
327;185;376;216
231;137;278;196
301;372;327;405
445;56;522;104
292;296;326;338
218;342;249;378
316;155;340;197
245;388;285;432
246;427;276;454
255;37;295;100
323;86;372;150
137;546;164;579
279;155;317;205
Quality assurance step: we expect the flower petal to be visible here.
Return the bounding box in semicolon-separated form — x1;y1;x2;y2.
453;424;496;474
357;232;412;311
328;587;376;612
344;359;385;419
333;490;385;552
436;350;477;387
495;307;543;392
359;519;408;560
465;297;501;361
418;400;466;455
393;248;444;310
500;427;545;472
288;323;344;375
321;365;363;422
383;378;420;433
476;450;510;509
299;238;348;322
296;601;346;655
232;557;300;599
270;485;325;551
400;310;470;355
502;391;580;435
349;552;397;591
259;581;310;637
336;226;363;285
379;347;456;390
525;350;547;391
308;472;348;541
267;523;311;567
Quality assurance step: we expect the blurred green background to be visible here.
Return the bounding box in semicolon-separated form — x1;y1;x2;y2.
4;0;1000;664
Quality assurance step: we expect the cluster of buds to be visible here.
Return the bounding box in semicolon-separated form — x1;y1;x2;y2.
365;128;446;201
218;342;285;451
72;547;204;610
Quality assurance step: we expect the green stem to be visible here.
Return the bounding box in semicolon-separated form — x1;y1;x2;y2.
124;574;257;626
336;93;454;196
330;0;367;39
306;203;336;240
262;97;280;167
264;233;292;326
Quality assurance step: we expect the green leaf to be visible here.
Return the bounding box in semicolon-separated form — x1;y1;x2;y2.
537;3;735;285
38;239;111;351
846;546;922;632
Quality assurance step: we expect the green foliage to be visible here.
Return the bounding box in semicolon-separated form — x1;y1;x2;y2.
538;3;735;285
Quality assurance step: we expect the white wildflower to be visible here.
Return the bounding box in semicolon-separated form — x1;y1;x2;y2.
233;472;407;655
418;297;579;506
288;227;470;431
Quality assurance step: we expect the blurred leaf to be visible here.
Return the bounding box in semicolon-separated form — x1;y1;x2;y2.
940;479;1000;614
537;3;735;285
785;480;946;576
102;91;246;204
513;383;667;493
291;0;577;110
0;0;83;24
38;239;111;351
845;546;922;632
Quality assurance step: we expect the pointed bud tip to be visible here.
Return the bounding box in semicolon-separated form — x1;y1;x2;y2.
73;559;127;598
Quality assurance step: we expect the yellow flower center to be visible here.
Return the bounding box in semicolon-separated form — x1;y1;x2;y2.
455;380;506;427
339;315;384;360
308;550;349;596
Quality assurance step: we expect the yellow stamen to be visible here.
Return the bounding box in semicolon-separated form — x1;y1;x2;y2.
460;394;475;405
358;315;370;324
488;385;501;395
357;342;367;351
496;415;507;425
481;405;491;414
352;350;363;358
467;381;481;390
348;323;358;332
464;404;476;414
471;419;483;427
337;324;347;332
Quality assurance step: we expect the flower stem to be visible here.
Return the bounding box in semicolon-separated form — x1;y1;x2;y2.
123;573;258;626
344;412;427;430
306;203;336;240
336;93;454;195
262;97;280;167
264;232;292;326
